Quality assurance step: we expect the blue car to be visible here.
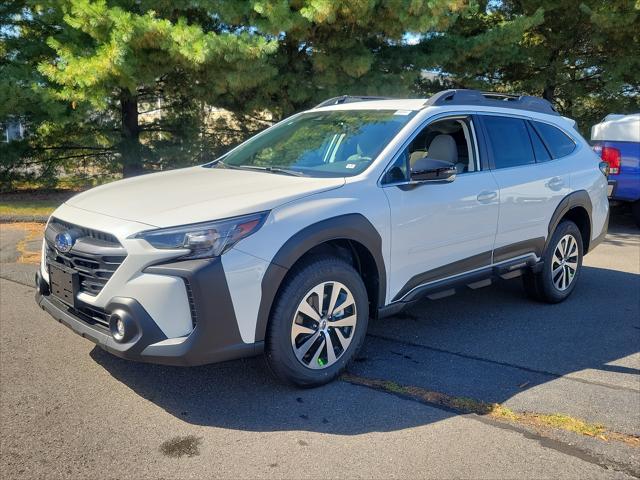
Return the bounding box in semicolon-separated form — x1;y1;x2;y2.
591;114;640;227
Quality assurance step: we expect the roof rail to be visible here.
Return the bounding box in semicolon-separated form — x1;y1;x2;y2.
424;89;559;116
314;95;395;109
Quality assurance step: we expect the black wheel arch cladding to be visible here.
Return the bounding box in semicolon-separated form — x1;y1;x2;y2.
546;190;593;252
254;213;386;343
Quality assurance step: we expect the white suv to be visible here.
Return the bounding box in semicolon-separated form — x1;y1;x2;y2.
36;89;609;386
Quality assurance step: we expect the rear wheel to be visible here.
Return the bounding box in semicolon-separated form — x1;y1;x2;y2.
523;220;583;303
265;256;369;387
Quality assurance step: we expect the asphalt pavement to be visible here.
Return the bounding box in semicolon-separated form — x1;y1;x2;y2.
0;211;638;479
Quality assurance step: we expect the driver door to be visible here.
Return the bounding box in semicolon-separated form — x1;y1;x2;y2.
382;115;500;301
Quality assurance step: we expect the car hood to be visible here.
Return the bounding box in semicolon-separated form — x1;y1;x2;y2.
65;166;345;227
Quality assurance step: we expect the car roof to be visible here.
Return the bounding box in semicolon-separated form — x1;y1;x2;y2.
314;98;427;112
312;90;561;118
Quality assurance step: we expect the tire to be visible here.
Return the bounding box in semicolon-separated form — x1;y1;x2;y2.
523;220;584;303
632;200;640;229
265;255;369;387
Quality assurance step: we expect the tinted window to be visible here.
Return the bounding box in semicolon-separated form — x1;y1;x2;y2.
483;116;535;169
527;123;552;162
531;121;576;159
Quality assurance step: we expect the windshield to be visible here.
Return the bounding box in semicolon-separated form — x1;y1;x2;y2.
207;110;417;177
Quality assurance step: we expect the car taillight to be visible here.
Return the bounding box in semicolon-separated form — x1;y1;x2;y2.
600;146;621;175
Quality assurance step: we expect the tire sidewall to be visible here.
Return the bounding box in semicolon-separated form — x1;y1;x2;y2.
541;221;584;302
265;256;369;387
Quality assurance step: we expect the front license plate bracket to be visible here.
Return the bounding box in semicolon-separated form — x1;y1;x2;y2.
48;262;79;308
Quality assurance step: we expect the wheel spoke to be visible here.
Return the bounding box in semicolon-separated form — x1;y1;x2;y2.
308;336;325;366
327;283;342;317
552;264;564;277
554;267;564;289
329;314;356;328
292;322;316;338
325;332;336;365
332;291;354;316
298;300;321;321
295;331;321;360
334;327;351;350
310;283;327;315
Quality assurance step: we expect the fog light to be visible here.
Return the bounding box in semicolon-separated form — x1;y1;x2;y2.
108;309;138;343
116;318;125;339
111;314;125;342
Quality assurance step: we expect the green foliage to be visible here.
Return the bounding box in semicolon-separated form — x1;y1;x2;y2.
2;0;465;188
1;0;638;190
417;0;640;133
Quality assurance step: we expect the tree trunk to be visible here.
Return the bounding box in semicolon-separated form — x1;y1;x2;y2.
119;88;143;177
542;84;555;103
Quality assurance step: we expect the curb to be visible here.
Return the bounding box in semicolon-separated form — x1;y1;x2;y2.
0;215;49;224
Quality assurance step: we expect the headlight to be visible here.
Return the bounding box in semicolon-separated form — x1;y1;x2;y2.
132;211;268;259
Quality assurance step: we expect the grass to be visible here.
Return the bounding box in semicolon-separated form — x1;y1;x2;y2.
342;373;640;447
0;200;60;216
0;190;77;217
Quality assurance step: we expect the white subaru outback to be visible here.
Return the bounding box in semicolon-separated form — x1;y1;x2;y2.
36;89;609;386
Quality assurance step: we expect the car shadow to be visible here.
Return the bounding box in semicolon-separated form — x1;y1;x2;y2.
89;344;458;434
91;214;639;435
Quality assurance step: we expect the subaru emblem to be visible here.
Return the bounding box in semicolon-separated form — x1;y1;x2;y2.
54;231;74;253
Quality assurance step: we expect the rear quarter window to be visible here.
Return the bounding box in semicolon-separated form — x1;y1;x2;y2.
531;121;576;159
526;122;552;162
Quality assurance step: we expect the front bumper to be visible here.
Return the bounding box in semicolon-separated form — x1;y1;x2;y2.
36;257;262;366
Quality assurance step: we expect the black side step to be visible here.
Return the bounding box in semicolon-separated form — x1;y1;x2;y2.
378;256;541;318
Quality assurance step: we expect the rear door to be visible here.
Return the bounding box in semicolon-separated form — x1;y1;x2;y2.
478;114;572;262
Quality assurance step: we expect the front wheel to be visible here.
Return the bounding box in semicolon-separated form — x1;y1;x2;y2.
265;256;369;387
523;220;584;303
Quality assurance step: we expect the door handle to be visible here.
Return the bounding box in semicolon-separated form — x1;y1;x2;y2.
477;191;498;203
547;176;565;190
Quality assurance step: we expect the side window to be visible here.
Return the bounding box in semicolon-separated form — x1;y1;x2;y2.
526;122;552;162
531;121;576;159
381;150;409;184
483;116;535;169
382;116;478;184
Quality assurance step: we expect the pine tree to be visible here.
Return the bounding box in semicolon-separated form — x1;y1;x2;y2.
36;0;278;177
212;0;469;118
417;0;640;132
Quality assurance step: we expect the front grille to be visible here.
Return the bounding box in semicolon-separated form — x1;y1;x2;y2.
48;217;120;244
76;303;110;328
45;218;127;296
49;295;110;330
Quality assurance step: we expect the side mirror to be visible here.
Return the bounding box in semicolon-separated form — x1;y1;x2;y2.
410;157;457;183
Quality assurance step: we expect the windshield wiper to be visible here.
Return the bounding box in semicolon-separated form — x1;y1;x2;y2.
210;161;305;177
231;165;306;177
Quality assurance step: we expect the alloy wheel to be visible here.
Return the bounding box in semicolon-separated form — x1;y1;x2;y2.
290;281;357;369
551;234;579;291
